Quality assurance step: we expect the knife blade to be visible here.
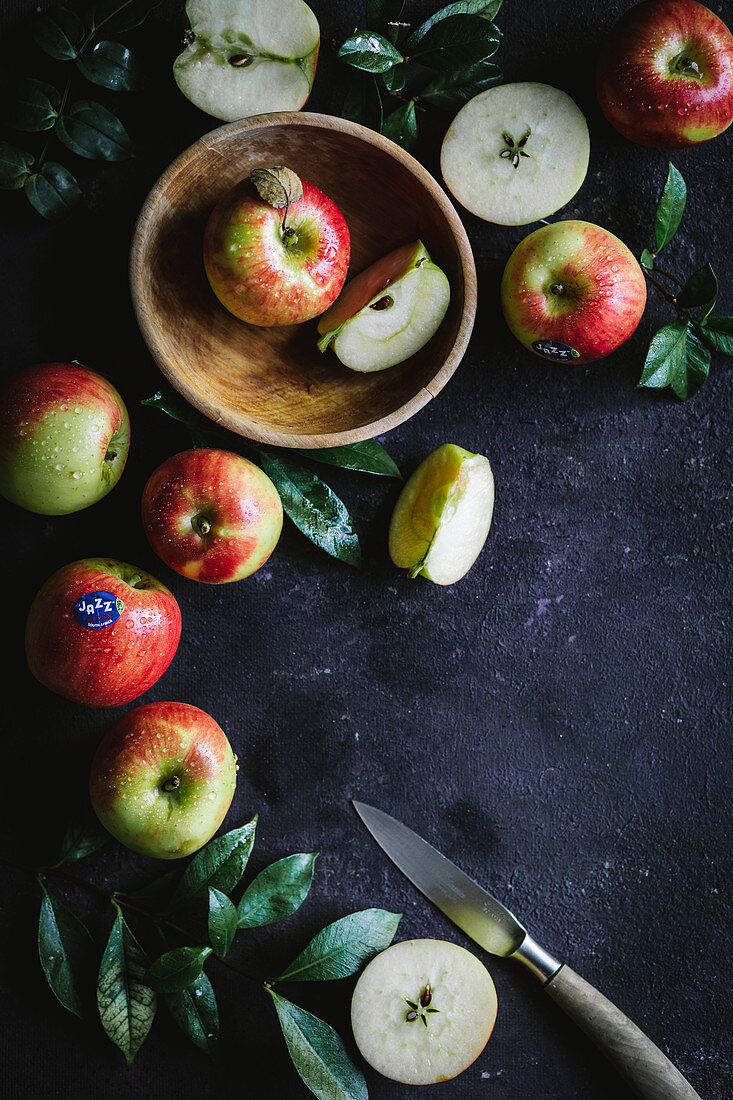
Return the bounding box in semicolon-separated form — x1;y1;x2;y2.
353;800;701;1100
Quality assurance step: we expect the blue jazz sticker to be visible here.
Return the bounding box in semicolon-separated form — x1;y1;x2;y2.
532;339;580;361
74;591;124;629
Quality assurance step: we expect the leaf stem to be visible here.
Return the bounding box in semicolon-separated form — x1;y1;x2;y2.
643;268;678;306
652;263;685;288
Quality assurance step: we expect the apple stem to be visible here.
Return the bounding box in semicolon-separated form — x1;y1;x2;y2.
642;268;678;306
651;263;685;289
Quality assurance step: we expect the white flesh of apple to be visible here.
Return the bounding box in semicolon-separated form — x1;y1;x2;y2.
351;939;498;1086
422;453;494;584
174;0;319;122
441;82;590;226
331;262;450;373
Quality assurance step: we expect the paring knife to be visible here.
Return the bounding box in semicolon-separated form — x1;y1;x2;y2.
353;801;700;1100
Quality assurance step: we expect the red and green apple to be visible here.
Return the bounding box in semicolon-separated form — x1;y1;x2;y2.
142;448;283;584
25;558;182;708
90;701;237;859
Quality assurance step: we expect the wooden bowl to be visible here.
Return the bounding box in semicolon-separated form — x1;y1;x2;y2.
130;112;476;448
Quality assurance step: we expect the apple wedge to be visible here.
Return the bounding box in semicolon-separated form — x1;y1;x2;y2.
317;240;450;372
174;0;320;122
389;443;494;585
441;82;590;225
351;939;498;1086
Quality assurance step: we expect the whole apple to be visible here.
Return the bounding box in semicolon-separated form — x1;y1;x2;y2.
90;701;237;859
596;0;733;147
26;558;182;708
141;448;283;583
0;361;129;515
204;165;350;326
500;221;647;364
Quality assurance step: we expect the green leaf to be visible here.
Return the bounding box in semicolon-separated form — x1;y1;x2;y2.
172;818;258;908
33;7;85;60
409;0;503;40
207;888;238;956
146;946;213;993
654;162;686;253
237;853;317;929
121;869;180;908
366;0;405;30
97;905;156;1063
165;971;219;1059
0;143;35;189
382;64;406;93
270;991;368;1100
38;883;92;1017
338;31;403;74
341;72;383;132
381;100;418;152
407;14;501;69
278;908;401;982
640;248;654;271
24;163;84;221
638;320;710;400
85;0;162;35
54;820;109;866
55;99;132;161
292;440;401;478
696;315;733;357
255;449;362;568
11;78;62;132
419;58;502;109
677;260;718;323
141;387;223;448
77;41;140;91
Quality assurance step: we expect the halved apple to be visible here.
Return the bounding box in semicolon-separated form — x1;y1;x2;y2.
388;443;494;585
317;240;450;372
174;0;320;122
351;939;498;1086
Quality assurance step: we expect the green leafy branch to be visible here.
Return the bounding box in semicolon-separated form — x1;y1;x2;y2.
638;162;733;400
143;383;403;570
337;0;504;152
0;0;161;219
4;817;401;1098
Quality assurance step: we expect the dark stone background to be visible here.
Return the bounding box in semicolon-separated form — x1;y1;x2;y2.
0;0;730;1097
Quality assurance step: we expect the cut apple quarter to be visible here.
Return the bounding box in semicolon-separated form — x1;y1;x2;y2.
174;0;320;122
317;240;450;372
351;939;498;1086
441;82;590;225
389;443;494;585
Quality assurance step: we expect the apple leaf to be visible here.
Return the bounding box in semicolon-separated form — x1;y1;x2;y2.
141;387;223;447
270;992;368;1100
55;99;132;160
419;58;502;109
97;903;157;1063
341;72;383;132
77;41;140;91
293;440;401;479
146;946;213;993
11;78;62;132
54;820;110;866
237;853;318;929
172;818;258;908
408;0;503;41
207;888;238;957
339;31;403;74
382;63;406;93
33;6;85;61
366;0;406;30
165;971;219;1059
638;320;710;400
381;99;418;151
120;869;180;908
696;315;733;357
406;14;501;69
84;0;163;36
654;162;686;253
38;882;92;1017
0;143;35;189
640;248;654;271
278;908;401;982
677;261;718;324
24;163;84;220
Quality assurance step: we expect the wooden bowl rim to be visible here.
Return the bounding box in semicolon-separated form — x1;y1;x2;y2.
129;111;477;448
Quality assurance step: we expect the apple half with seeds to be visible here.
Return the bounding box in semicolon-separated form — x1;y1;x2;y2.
389;443;494;585
174;0;320;122
351;939;498;1086
317;240;450;372
440;82;590;225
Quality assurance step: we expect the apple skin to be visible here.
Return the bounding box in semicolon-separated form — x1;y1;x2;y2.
141;448;283;583
89;701;237;859
204;175;350;326
25;558;182;708
0;362;129;515
596;0;733;147
500;221;647;364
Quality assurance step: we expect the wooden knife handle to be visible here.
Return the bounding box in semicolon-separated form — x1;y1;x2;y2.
545;965;701;1100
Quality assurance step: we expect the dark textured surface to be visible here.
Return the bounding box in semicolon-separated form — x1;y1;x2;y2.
0;1;731;1098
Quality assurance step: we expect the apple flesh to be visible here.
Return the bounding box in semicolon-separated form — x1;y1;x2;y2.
389;444;494;585
142;448;283;583
0;362;129;515
351;939;498;1086
500;220;647;364
596;0;733;147
174;0;319;122
25;558;182;708
90;701;237;859
440;82;590;225
204;168;350;326
317;241;450;372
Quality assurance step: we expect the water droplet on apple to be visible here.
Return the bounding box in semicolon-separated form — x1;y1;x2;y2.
71;471;83;480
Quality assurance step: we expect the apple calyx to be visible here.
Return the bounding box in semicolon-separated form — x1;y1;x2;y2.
670;53;703;80
499;128;531;170
192;513;212;536
162;776;180;792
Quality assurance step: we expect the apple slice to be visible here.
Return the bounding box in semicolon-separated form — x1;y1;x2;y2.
174;0;320;122
351;939;498;1086
389;443;494;585
440;82;590;225
317;241;450;372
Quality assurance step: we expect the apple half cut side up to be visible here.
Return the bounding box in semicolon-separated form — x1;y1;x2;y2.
174;0;320;121
317;240;451;372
